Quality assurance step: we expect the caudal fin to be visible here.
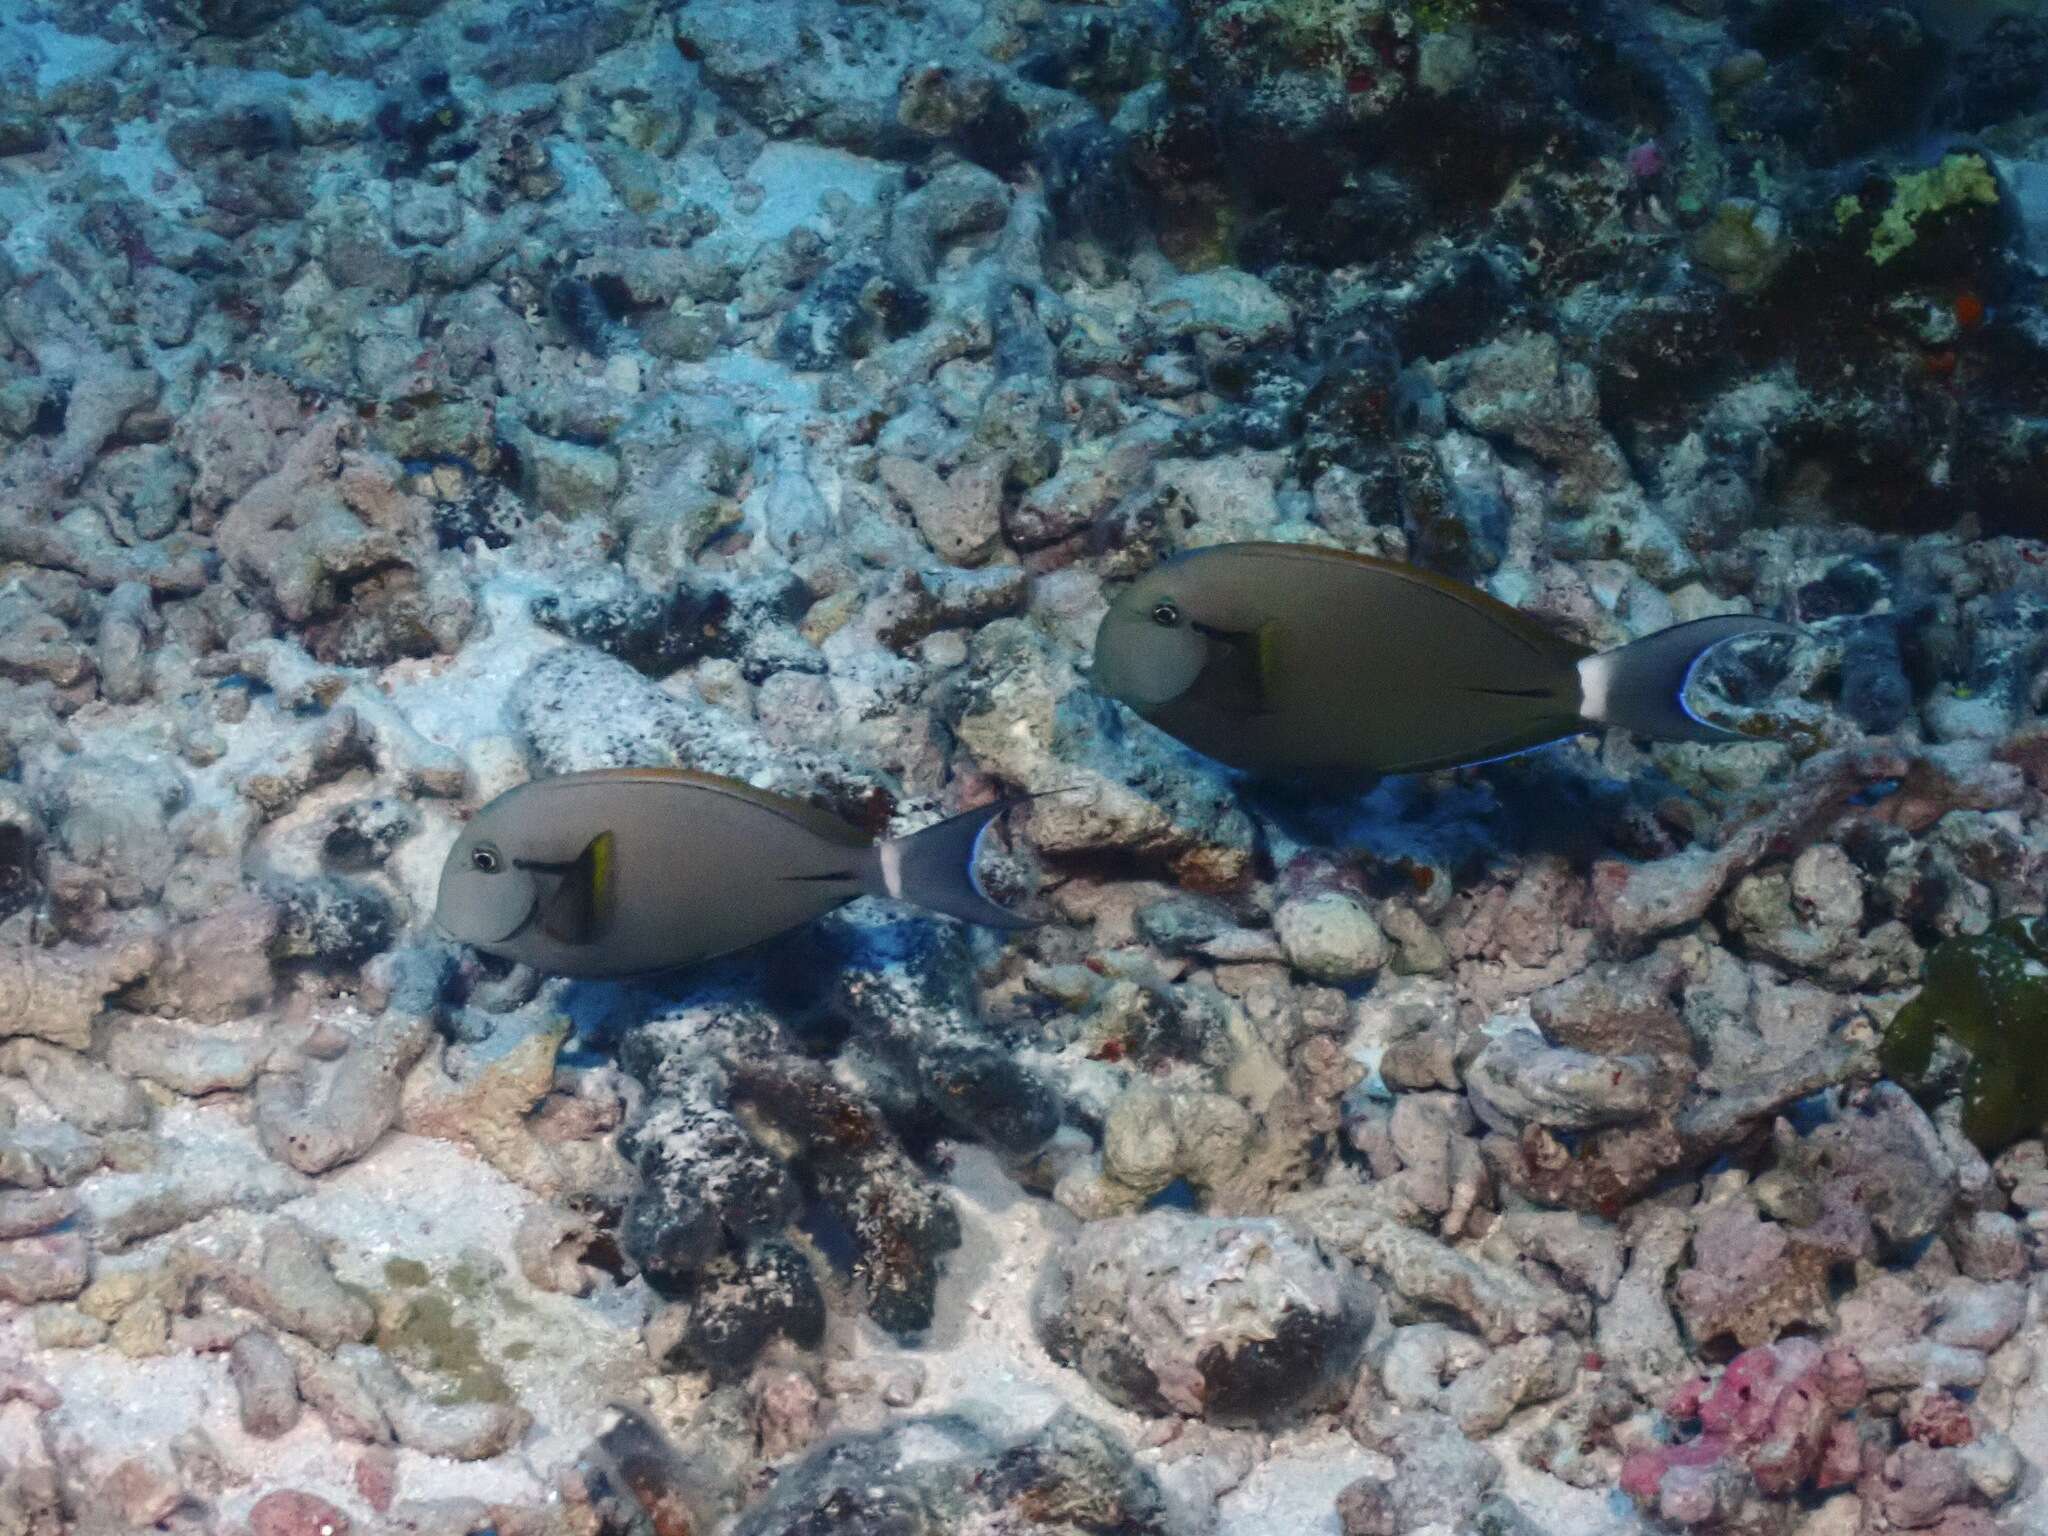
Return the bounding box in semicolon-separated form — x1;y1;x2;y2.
869;795;1044;930
1582;615;1804;744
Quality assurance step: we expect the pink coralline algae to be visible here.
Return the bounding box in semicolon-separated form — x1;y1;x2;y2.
1621;1338;1866;1525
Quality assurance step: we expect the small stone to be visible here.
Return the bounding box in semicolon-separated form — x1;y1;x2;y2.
0;1233;91;1303
1928;1278;2025;1352
230;1331;303;1438
248;1490;351;1536
1949;1210;2028;1283
111;1295;172;1357
879;455;1003;566
1337;1476;1396;1536
392;185;461;246
643;303;724;361
880;1364;924;1407
1283;1183;1584;1344
517;432;620;518
1276;893;1390;983
1;937;160;1050
1416;30;1476;95
1352;1407;1505;1532
750;1367;824;1461
1146;269;1293;351
1957;1430;2022;1502
0;1188;77;1240
1693;200;1787;292
31;1303;107;1348
135;268;200;348
354;1448;396;1514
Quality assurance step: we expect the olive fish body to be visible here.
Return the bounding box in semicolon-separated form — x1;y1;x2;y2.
435;768;1030;979
1093;542;1802;776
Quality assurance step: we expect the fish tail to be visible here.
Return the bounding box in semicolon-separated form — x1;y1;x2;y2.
1581;615;1805;744
867;795;1045;930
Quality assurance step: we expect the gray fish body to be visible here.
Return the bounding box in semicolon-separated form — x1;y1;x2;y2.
1092;542;1801;776
434;769;1030;980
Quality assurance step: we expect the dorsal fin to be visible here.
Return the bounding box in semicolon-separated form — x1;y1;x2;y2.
541;767;872;848
1177;541;1592;665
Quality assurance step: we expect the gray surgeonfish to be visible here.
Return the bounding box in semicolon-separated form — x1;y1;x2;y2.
434;768;1034;978
1091;541;1804;775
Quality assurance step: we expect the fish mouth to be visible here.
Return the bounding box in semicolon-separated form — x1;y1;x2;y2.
499;895;543;945
435;894;541;948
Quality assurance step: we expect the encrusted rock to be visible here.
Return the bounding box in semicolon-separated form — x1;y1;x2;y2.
731;1407;1175;1536
1034;1211;1375;1424
1621;1338;1867;1525
0;937;159;1050
0;1040;151;1134
1275;892;1391;983
1283;1181;1585;1343
179;1219;375;1350
1674;1200;1838;1350
1467;1029;1686;1132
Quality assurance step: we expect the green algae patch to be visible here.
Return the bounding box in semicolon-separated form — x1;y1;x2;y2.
383;1257;431;1288
1694;200;1785;292
1867;154;1999;266
1410;0;1479;32
448;1257;533;1314
377;1290;514;1406
1881;915;2048;1154
373;1258;526;1405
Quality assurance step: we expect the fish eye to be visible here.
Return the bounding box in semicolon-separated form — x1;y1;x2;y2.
471;845;502;874
1150;601;1182;628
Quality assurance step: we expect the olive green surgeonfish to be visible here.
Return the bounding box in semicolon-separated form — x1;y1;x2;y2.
434;768;1034;979
1092;542;1804;775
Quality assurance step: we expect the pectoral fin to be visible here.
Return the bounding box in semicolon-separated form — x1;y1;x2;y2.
539;830;617;945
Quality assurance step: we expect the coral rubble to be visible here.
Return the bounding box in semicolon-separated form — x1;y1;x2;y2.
0;0;2045;1531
